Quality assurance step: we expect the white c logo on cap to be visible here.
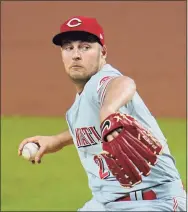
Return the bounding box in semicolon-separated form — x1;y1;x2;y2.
67;18;82;28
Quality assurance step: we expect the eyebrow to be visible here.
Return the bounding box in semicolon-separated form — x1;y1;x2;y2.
61;40;72;47
61;40;93;47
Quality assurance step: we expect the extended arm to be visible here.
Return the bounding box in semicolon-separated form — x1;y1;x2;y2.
18;130;74;163
54;130;74;150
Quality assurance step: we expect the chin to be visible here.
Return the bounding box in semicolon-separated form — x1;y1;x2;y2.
70;74;91;83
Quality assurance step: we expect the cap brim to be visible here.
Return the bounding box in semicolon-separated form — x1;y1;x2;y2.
52;32;66;46
52;31;101;46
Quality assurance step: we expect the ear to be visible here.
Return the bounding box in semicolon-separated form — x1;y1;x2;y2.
101;45;107;59
60;47;64;62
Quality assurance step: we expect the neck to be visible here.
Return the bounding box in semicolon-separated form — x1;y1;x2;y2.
75;83;85;94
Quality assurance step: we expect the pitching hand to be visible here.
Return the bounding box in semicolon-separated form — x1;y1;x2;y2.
18;135;62;164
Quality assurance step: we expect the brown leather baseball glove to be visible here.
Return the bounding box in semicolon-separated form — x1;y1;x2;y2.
100;112;163;188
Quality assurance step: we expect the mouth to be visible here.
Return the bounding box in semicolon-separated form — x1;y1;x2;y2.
71;65;83;68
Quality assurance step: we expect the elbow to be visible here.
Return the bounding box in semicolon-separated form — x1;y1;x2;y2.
122;76;136;96
129;77;136;93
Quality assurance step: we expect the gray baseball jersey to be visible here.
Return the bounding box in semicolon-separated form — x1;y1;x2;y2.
66;64;183;204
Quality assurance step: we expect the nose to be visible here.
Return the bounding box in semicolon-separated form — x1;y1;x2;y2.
72;49;81;61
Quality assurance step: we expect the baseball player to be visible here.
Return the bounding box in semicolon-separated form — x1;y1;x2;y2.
18;16;186;211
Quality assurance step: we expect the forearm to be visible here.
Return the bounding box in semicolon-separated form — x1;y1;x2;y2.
100;76;136;121
53;130;74;150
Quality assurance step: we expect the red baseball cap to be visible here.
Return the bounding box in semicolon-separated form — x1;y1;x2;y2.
52;16;105;46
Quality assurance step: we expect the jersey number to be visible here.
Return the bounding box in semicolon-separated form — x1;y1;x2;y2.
94;155;110;179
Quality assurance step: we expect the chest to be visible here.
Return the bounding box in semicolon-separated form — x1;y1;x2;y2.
66;93;102;153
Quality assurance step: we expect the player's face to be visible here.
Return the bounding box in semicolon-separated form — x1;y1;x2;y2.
60;41;106;84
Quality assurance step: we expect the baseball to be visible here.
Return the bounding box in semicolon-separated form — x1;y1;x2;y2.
22;143;39;161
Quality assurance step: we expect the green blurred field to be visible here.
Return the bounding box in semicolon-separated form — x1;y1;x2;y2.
1;116;186;211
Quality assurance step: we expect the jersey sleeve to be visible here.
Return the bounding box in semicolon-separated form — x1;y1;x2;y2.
88;68;122;106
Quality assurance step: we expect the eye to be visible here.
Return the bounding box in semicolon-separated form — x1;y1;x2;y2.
81;45;91;51
63;45;73;51
66;46;73;51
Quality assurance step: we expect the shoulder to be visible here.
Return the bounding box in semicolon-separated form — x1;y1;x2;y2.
83;64;126;104
93;64;123;79
86;64;123;89
66;94;79;114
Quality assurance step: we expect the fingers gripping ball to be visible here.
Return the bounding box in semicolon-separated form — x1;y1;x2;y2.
22;143;39;161
100;112;163;188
